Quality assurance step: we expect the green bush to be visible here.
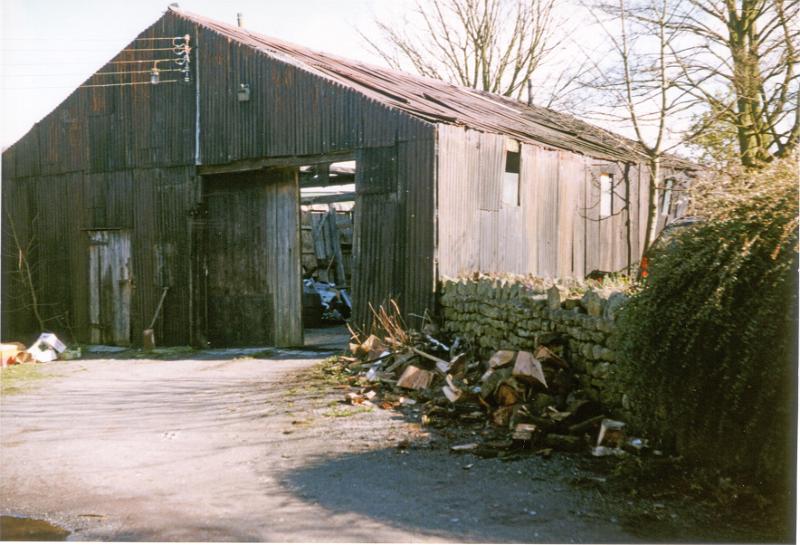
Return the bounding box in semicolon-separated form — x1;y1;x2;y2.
616;158;798;490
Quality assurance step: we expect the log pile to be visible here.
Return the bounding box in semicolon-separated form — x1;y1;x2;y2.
439;276;630;412
339;301;643;458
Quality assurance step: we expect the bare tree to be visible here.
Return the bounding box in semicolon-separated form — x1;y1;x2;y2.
4;210;46;332
362;0;573;104
580;0;798;252
579;0;697;252
665;0;800;167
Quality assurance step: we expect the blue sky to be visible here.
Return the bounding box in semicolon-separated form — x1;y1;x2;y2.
0;0;407;147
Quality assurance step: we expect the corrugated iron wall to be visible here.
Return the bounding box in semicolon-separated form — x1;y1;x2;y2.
2;12;199;344
2;11;438;344
1;167;197;345
196;24;438;329
436;125;665;279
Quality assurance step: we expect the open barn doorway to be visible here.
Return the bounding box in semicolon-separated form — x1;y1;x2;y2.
298;160;356;346
201;167;303;347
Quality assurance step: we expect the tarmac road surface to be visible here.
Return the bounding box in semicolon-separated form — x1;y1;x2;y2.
0;336;772;542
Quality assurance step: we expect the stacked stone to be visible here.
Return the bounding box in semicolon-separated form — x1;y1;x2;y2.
439;275;629;410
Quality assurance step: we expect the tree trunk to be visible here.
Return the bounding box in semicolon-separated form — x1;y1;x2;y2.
642;157;661;254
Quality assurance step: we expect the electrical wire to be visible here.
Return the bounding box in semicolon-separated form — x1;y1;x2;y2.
0;69;184;77
2;35;190;90
120;47;189;52
79;80;180;88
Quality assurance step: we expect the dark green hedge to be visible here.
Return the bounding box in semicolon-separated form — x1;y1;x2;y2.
616;160;798;490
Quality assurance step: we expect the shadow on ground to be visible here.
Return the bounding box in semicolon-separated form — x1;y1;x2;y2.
280;439;791;543
279;446;741;543
79;324;349;361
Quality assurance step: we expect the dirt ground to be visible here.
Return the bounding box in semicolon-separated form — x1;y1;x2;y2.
0;328;787;542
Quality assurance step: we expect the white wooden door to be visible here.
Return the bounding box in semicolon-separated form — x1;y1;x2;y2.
88;230;132;345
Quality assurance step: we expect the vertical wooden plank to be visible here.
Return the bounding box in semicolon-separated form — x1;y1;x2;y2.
272;168;303;347
110;230;132;345
88;232;101;344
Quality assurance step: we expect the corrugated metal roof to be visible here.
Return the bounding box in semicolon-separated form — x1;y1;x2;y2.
171;7;689;165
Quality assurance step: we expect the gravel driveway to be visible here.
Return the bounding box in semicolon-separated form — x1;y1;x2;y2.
0;336;778;542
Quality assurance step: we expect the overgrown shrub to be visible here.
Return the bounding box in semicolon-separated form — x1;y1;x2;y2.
615;157;798;490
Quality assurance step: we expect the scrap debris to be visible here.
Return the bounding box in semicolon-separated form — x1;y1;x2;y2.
336;301;646;459
1;333;78;367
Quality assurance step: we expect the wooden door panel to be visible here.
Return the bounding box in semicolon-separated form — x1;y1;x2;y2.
204;169;302;347
88;230;131;345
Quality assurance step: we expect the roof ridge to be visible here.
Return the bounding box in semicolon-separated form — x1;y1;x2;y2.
168;6;693;166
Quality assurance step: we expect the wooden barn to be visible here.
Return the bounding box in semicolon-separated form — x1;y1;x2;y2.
1;6;691;348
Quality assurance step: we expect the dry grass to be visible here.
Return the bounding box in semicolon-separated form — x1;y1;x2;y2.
0;364;48;395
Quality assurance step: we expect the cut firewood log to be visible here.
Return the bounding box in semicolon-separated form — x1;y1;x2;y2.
568;414;606;435
495;382;521;406
443;385;462;403
396;365;434;390
534;345;569;369
597;418;626;447
412;347;450;371
448;353;468;378
492;406;514;427
450;442;479;452
512;423;538;441
489;350;516;369
512;351;548;388
442;374;465;402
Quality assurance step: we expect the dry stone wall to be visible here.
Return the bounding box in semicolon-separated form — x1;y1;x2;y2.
439;276;630;411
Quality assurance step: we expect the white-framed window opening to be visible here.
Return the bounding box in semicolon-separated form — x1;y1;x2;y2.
502;140;521;207
661;178;674;216
599;173;612;218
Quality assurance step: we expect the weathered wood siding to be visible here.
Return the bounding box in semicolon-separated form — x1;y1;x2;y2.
437;125;657;279
204;169;302;347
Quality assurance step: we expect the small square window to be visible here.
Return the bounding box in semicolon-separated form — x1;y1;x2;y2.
599;173;612;218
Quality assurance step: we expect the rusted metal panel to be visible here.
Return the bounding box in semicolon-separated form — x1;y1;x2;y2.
204;172;271;346
398;127;436;326
168;8;692;167
520;143;539;273
498;205;526;274
351;145;400;326
534;148;560;277
477;133;505;212
436;126;493;277
1;176;35;340
557;152;577;277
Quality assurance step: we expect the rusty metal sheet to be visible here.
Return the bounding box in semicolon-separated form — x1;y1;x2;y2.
169;7;692;166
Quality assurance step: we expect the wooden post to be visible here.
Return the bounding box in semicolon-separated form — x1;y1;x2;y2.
327;204;347;286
